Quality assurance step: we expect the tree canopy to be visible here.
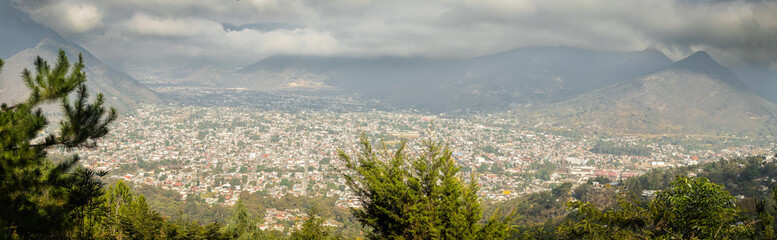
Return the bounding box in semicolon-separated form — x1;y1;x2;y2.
339;135;514;239
557;176;751;239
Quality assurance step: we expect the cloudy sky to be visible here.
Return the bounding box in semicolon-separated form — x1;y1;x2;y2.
11;0;777;74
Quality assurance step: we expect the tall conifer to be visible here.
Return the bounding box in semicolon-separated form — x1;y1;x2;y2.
339;135;514;239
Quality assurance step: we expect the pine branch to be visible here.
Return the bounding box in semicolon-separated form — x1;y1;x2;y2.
56;84;117;149
17;50;87;108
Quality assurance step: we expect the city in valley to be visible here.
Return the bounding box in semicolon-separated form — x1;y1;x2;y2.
55;89;776;211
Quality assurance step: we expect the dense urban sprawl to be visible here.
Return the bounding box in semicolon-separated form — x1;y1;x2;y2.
50;90;776;231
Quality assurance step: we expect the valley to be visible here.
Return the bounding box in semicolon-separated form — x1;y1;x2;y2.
47;89;776;232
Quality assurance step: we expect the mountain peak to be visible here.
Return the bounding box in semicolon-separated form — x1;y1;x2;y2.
35;38;68;51
663;51;747;90
673;51;719;67
685;50;713;61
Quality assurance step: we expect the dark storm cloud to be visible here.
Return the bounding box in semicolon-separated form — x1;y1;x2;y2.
11;0;777;72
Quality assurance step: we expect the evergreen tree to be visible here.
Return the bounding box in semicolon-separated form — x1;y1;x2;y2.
0;50;116;238
339;135;514;240
102;180;165;239
221;200;261;240
66;166;110;239
754;199;774;240
289;208;341;240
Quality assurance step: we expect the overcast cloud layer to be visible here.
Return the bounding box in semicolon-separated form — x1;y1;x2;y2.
11;0;777;73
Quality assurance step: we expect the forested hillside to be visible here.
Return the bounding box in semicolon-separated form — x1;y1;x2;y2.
484;155;777;239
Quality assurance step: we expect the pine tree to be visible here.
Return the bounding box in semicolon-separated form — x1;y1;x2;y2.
339;135;514;240
0;50;116;238
66;166;110;239
101;180;165;239
222;200;261;240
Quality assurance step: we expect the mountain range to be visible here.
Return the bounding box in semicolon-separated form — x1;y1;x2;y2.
228;48;777;134
185;47;673;111
2;2;776;135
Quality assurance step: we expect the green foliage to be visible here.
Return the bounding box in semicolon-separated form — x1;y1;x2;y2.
289;208;341;240
100;180;166;239
491;162;505;175
589;141;651;156
128;182;233;225
570;183;618;208
555;193;651;239
88;180;246;240
560;176;752;240
221;200;262;240
530;160;557;181
650;176;744;239
58;85;118;149
66;167;110;239
280;178;294;188
486;183;573;227
551;183;573;200
508;156;777;239
0;50;116;238
339;135;515;240
477;163;490;173
754;198;774;240
589;176;610;185
623;156;777;200
480;145;499;155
